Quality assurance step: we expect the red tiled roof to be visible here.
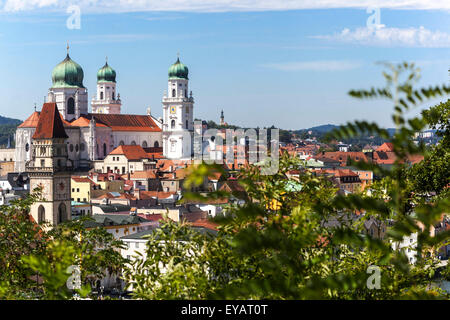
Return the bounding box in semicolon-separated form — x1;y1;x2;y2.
71;116;108;127
88;113;162;132
139;191;176;199
32;103;68;139
71;176;99;186
376;142;394;152
321;152;368;166
129;170;157;179
110;145;150;160
18;111;40;128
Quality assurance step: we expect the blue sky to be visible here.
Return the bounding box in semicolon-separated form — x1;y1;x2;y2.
0;1;449;130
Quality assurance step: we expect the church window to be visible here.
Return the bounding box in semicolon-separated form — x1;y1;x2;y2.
58;203;67;224
172;89;176;97
171;120;175;129
119;141;124;146
25;143;29;152
41;159;45;167
131;141;136;146
70;144;74;152
154;141;159;148
100;92;104;100
67;97;75;114
38;205;45;223
186;120;188;128
142;141;148;148
103;143;107;157
75;144;79;152
112;92;115;100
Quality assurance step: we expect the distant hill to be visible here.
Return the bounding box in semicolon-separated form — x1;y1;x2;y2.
0;115;21;126
306;124;340;133
0;115;21;148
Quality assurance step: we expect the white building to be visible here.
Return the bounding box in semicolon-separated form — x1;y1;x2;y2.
14;51;198;172
162;57;194;160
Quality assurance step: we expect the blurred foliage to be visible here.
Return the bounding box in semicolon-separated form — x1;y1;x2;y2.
0;190;126;300
125;62;449;300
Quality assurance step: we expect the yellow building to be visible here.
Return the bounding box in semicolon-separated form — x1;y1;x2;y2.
71;175;125;203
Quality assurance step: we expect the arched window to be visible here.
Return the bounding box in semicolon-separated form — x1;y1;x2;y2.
186;120;188;128
96;143;99;156
142;141;148;148
131;141;136;146
58;203;67;224
100;92;104;100
154;141;159;148
112;92;115;100
119;141;124;146
171;120;175;129
67;97;75;114
103;143;107;157
172;89;176;97
38;205;45;223
25;143;29;152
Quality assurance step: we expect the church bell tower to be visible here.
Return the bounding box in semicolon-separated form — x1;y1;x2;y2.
162;56;194;159
26;102;72;228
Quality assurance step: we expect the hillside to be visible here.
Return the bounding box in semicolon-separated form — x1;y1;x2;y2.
0;115;21;148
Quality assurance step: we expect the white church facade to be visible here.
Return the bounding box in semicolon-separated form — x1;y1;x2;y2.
14;50;195;172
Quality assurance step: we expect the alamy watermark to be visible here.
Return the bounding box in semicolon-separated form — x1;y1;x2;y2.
366;7;385;30
66;265;81;290
66;5;81;30
366;265;381;289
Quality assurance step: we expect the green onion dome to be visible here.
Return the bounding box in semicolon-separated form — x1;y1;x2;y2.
97;61;116;83
51;54;84;88
168;57;189;80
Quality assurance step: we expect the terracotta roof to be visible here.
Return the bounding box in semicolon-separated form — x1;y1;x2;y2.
376;142;394;152
18;111;40;128
71;116;108;127
32;103;68;139
95;192;136;200
87;113;162;132
321;152;368;166
190;219;219;231
219;180;246;193
109;145;150;160
71;176;99;186
129;170;157;179
139;191;176;199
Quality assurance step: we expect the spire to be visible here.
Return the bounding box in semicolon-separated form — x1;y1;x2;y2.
32;103;68;139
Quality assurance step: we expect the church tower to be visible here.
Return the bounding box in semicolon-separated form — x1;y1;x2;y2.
162;56;194;159
47;46;88;121
220;110;225;126
27;102;72;228
91;58;122;114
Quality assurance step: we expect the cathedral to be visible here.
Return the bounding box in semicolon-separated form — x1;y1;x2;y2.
14;49;195;172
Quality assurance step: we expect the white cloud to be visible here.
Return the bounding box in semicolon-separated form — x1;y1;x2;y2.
263;60;362;71
2;0;450;13
314;26;450;48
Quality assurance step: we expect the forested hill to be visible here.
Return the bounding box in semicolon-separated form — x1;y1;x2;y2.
0;115;22;148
